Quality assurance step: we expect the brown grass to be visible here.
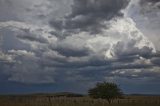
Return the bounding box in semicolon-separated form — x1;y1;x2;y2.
0;95;160;106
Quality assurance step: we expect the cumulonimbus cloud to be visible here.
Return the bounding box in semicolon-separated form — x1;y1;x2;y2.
0;0;160;85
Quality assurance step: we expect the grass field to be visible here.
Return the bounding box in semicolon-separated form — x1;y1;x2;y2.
0;94;160;106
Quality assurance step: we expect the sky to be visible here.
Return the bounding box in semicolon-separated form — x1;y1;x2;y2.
0;0;160;94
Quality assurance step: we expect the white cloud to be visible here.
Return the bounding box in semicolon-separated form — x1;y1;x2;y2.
124;0;160;50
0;51;15;63
9;50;35;57
87;17;156;59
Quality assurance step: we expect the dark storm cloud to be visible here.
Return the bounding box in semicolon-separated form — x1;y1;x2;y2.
40;51;156;70
54;47;90;57
1;17;160;84
39;54;160;84
151;57;160;65
50;0;130;33
1;0;160;87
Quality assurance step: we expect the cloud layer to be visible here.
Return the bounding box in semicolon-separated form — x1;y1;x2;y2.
0;0;160;93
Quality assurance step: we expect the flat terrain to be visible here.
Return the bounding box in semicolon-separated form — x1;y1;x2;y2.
0;94;160;106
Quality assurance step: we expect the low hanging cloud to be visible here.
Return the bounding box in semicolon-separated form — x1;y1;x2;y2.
0;0;160;85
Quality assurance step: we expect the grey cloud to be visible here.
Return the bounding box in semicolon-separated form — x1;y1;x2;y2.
111;40;154;57
0;21;58;51
127;0;160;50
17;36;48;45
140;0;160;4
50;0;130;33
1;17;159;84
139;0;160;13
52;37;91;57
69;0;129;17
147;0;160;3
151;57;160;65
1;0;160;85
7;62;56;84
8;50;35;58
0;0;18;21
54;47;90;57
1;49;56;84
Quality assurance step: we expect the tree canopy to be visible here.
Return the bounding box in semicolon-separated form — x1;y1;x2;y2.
88;82;123;104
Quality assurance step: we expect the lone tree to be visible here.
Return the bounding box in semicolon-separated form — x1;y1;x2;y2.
88;82;123;104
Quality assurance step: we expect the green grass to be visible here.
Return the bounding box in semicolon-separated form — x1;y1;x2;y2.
0;95;160;106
